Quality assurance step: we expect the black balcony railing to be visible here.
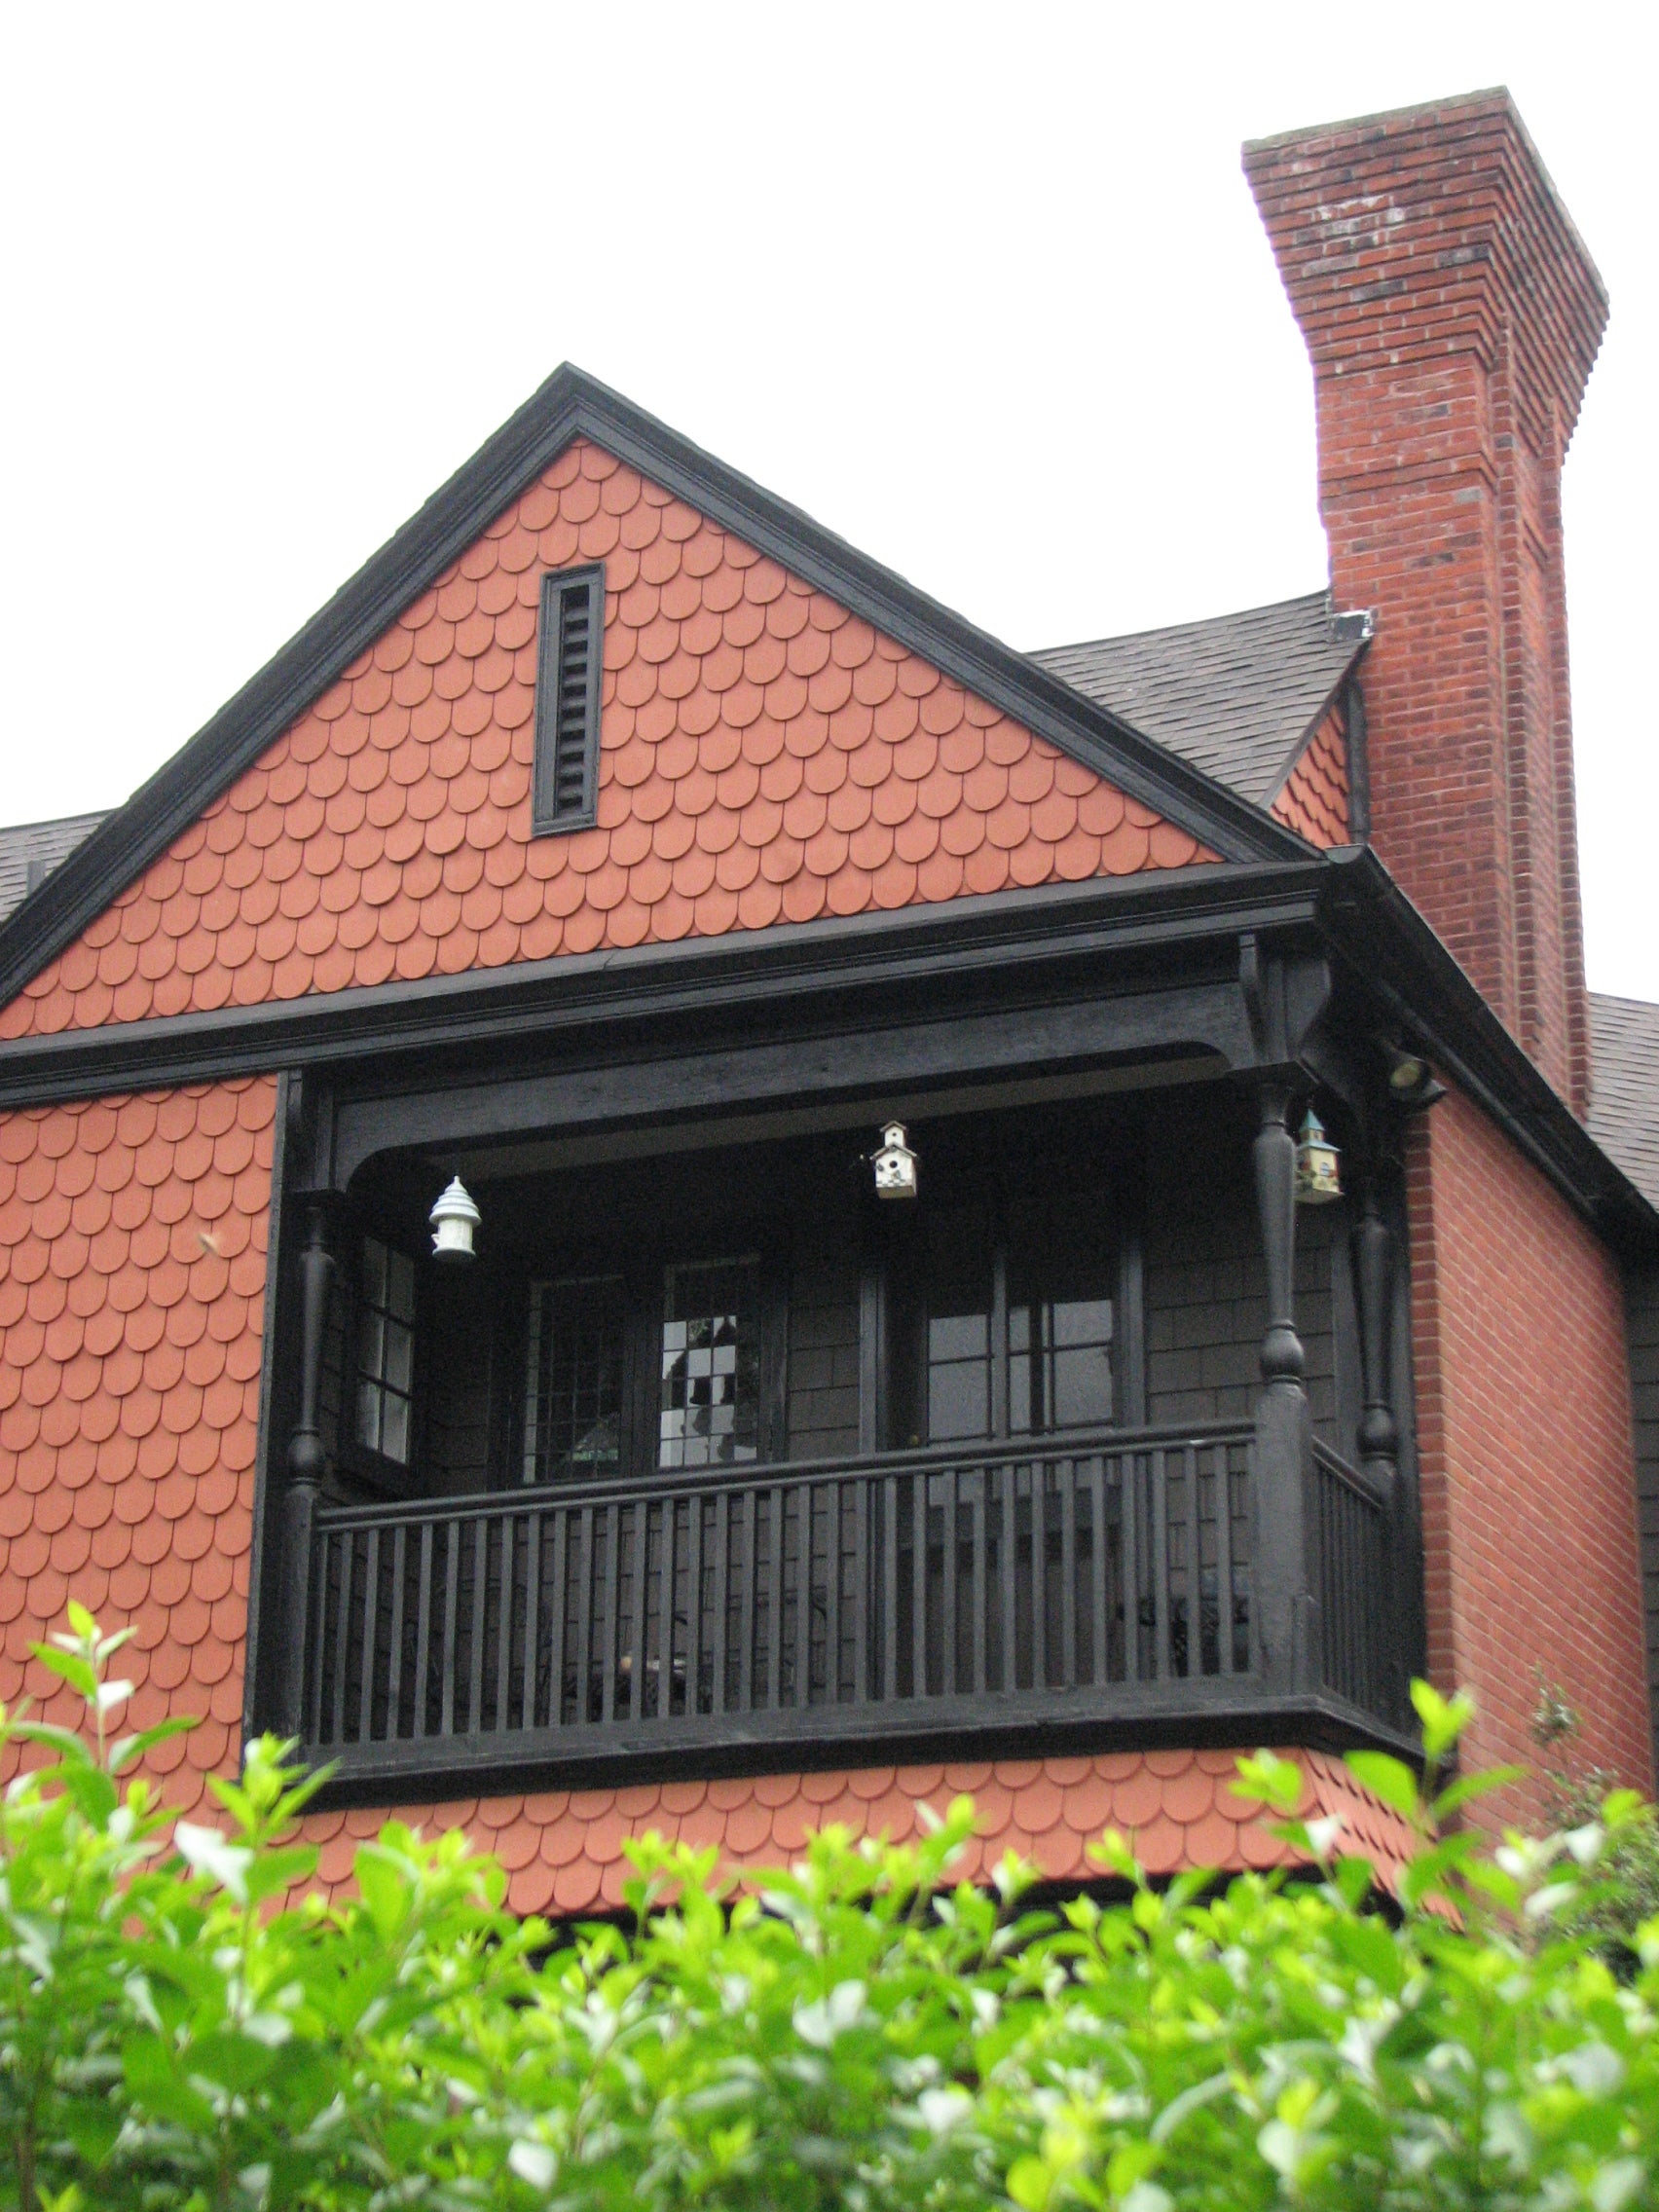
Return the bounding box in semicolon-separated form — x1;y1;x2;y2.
299;1419;1399;1788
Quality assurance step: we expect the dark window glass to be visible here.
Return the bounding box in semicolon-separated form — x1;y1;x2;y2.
523;1275;625;1484
660;1258;760;1468
355;1235;415;1465
1009;1247;1115;1435
925;1209;993;1443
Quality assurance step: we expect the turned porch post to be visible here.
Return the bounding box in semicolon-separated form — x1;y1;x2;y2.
1349;1184;1399;1499
1251;1083;1317;1692
277;1198;336;1737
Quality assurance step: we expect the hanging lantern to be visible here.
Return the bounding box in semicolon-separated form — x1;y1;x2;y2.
869;1122;918;1200
1294;1109;1342;1205
428;1176;481;1262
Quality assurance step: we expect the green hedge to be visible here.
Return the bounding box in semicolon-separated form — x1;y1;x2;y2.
1;1607;1655;2210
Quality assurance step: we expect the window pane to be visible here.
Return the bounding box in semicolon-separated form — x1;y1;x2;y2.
930;1357;989;1442
381;1391;410;1465
524;1275;625;1485
1051;1342;1114;1428
660;1258;760;1468
1008;1228;1116;1436
355;1235;415;1467
385;1320;413;1395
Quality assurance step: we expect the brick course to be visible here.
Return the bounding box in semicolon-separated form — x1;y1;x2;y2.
1406;1088;1652;1818
1246;92;1604;1111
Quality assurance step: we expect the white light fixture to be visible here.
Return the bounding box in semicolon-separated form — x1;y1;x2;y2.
870;1122;918;1200
429;1176;481;1262
1293;1109;1342;1206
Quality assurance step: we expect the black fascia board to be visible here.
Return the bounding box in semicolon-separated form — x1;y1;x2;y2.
0;862;1327;1112
1315;846;1659;1261
0;364;1309;1016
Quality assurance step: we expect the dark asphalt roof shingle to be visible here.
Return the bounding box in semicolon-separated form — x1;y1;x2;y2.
1031;590;1368;805
1589;992;1659;1214
0;812;110;928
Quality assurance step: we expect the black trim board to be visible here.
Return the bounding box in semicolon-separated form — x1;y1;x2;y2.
0;864;1327;1111
0;365;1309;1016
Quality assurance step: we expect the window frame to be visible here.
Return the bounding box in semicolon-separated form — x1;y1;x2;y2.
340;1229;425;1496
875;1174;1143;1453
531;562;606;835
509;1223;790;1492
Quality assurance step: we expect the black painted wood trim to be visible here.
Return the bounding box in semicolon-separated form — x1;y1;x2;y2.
0;366;1310;1018
0;865;1324;1111
301;1684;1418;1807
532;563;605;834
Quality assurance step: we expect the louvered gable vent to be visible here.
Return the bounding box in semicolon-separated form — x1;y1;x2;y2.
532;564;605;833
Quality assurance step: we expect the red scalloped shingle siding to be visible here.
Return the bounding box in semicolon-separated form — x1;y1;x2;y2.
1271;704;1349;847
0;1083;273;1814
1;441;1215;1039
298;1747;1418;1912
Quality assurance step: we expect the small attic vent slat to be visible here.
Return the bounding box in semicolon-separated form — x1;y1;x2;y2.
532;563;606;833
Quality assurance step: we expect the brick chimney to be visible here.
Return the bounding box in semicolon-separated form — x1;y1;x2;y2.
1243;91;1607;1113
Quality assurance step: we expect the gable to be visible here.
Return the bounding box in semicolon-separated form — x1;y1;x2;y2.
1;441;1220;1038
1269;700;1350;847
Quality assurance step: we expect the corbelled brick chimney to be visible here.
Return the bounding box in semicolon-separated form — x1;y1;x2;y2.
1244;91;1607;1113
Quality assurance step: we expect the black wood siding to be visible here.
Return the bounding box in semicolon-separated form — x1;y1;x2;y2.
1144;1167;1339;1440
787;1254;862;1459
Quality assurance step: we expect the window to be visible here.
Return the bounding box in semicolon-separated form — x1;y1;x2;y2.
1008;1252;1115;1433
522;1275;625;1484
532;564;605;833
659;1258;761;1468
896;1204;1118;1449
355;1235;415;1466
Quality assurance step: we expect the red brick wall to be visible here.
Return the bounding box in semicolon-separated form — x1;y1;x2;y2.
0;442;1210;1041
1407;1088;1652;1816
0;1083;274;1817
1245;92;1604;1112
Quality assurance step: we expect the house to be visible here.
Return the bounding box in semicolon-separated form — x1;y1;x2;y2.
0;88;1653;1912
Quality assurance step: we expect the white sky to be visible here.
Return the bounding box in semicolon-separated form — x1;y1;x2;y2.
2;3;1654;993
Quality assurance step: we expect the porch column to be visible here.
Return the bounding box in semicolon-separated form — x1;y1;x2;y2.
1350;1185;1399;1498
1350;1178;1407;1716
1251;1083;1317;1692
277;1197;336;1738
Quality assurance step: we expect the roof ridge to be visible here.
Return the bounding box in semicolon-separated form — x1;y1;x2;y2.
1032;587;1334;658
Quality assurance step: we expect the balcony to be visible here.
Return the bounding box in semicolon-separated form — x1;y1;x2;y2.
298;1419;1402;1793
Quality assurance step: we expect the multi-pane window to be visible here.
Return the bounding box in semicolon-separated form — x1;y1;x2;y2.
355;1236;415;1465
926;1217;992;1443
659;1258;760;1468
1009;1252;1115;1434
523;1275;625;1485
910;1208;1117;1448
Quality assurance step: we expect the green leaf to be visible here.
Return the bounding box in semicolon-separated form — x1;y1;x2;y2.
1008;2155;1053;2210
1410;1677;1475;1760
1429;1765;1527;1823
28;1645;99;1701
1345;1751;1420;1820
1233;1750;1306;1815
354;1843;414;1939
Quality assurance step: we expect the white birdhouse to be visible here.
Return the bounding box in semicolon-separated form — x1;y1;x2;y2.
870;1122;918;1200
428;1176;481;1261
1293;1110;1342;1206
